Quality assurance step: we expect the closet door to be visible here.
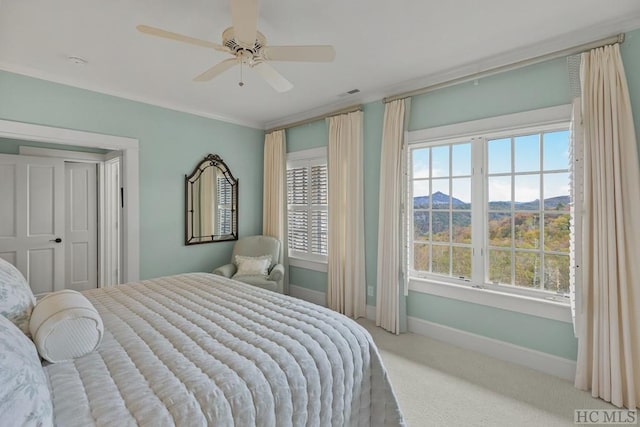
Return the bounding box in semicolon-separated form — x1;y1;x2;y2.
65;162;98;291
0;154;65;295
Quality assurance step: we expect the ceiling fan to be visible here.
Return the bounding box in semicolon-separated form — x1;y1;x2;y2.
137;0;335;92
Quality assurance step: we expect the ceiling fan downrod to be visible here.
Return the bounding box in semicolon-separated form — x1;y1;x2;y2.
239;60;244;87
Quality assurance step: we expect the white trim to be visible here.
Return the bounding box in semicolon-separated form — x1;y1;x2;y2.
408;104;572;144
409;278;572;323
289;257;328;273
0;119;139;282
286;146;327;162
19;146;106;162
407;316;576;381
0;119;137;149
0;62;263;130
289;284;327;306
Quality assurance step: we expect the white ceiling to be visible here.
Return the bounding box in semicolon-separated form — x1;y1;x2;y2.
1;0;640;129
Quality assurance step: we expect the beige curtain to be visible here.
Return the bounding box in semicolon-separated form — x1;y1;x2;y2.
327;111;366;318
376;99;409;334
569;97;584;336
263;130;288;290
575;43;640;409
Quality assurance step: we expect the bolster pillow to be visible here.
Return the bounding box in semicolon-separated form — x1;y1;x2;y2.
29;289;104;363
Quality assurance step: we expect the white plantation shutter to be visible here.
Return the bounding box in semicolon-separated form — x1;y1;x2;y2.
287;167;308;205
288;210;308;251
217;176;232;235
287;151;328;260
310;164;328;256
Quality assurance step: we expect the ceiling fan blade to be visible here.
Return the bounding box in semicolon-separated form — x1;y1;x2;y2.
230;0;259;48
137;25;229;53
252;62;293;92
264;45;336;62
193;58;238;82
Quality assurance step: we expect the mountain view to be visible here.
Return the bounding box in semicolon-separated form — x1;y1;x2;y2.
414;191;570;211
413;191;571;293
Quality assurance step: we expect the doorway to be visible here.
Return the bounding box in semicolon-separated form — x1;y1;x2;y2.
0;147;122;294
0;119;139;283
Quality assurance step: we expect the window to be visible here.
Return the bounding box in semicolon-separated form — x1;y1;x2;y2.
408;108;574;301
287;147;328;264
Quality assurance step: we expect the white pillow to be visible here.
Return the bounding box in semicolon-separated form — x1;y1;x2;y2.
0;315;53;426
30;289;104;363
234;255;272;277
0;257;36;337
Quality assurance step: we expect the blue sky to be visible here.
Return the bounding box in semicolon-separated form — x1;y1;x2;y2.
412;130;570;203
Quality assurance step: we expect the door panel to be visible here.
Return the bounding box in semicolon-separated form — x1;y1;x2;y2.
0;164;16;238
28;248;55;294
65;162;97;291
0;154;65;295
29;164;56;235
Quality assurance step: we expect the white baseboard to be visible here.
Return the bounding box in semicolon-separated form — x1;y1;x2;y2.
407;316;576;381
289;284;327;306
287;285;575;381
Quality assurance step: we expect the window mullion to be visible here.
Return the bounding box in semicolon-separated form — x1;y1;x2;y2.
471;137;485;285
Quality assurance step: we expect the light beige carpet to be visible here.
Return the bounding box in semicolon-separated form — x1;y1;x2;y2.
359;319;616;427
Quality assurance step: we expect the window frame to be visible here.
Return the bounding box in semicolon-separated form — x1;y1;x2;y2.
406;105;575;320
286;147;329;270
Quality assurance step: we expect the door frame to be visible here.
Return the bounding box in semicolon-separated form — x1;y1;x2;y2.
0;119;139;282
19;146;120;287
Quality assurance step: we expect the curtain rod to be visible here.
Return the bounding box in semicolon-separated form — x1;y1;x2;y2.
383;33;625;104
265;104;363;134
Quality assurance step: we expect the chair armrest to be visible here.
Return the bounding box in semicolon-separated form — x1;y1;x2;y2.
268;264;285;282
213;263;236;278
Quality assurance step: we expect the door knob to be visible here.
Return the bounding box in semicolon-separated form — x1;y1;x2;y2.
49;238;62;243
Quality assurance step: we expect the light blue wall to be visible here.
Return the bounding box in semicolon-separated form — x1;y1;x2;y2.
408;57;571;130
0;71;264;280
283;27;640;361
621;30;640;137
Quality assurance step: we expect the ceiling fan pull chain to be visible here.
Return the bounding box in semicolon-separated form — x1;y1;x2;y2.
239;60;244;87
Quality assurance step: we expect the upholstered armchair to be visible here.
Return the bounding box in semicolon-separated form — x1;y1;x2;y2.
212;235;284;293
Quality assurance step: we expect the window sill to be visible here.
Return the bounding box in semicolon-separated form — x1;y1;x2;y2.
408;277;572;323
289;257;328;273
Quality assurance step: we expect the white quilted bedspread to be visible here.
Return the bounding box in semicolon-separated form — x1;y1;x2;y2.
44;273;405;427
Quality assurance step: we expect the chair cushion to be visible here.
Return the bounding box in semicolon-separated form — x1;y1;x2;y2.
231;274;279;292
0;314;53;426
30;289;104;363
231;236;280;270
0;257;36;337
234;255;271;277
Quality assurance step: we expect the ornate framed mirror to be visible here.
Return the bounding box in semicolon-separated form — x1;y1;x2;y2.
185;154;238;245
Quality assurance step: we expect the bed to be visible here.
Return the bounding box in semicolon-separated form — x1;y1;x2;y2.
40;273;405;426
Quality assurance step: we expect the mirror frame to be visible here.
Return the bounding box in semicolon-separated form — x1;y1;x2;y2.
185;154;238;245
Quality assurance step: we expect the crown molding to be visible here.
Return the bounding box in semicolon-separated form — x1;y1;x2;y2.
0;62;264;130
265;14;640;131
2;14;638;132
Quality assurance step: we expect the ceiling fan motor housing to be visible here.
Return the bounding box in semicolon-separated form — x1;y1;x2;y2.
222;27;266;62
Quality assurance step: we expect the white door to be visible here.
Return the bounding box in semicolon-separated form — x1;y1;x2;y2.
0;154;65;295
65;162;98;291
